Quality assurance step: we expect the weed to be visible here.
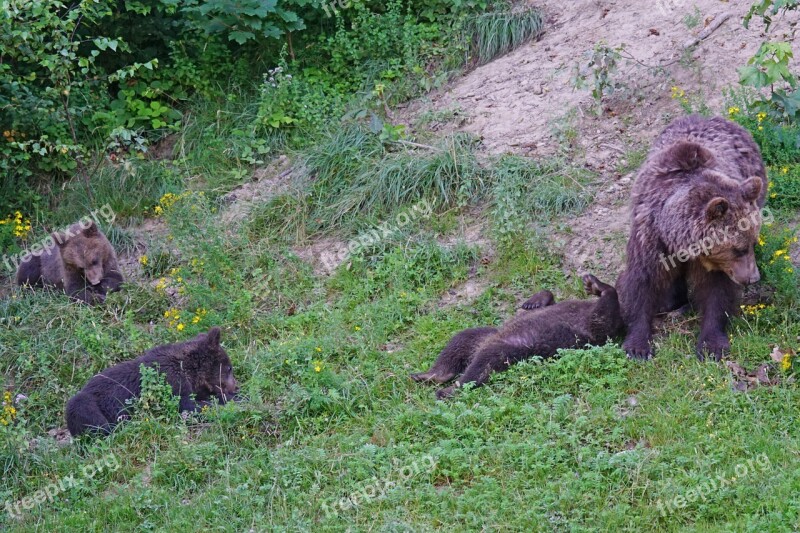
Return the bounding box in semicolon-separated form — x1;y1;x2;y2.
469;8;545;65
682;5;702;29
571;42;624;115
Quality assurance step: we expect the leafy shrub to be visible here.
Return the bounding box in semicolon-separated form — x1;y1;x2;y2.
725;95;800;166
571;42;624;114
756;220;799;305
135;363;180;422
254;62;344;134
767;165;800;211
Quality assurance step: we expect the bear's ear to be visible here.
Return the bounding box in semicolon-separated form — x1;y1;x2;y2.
705;197;729;220
51;232;66;248
741;177;763;203
662;141;714;172
205;327;221;349
82;220;99;237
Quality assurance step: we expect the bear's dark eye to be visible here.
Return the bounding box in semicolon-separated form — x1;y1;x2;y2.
733;247;749;257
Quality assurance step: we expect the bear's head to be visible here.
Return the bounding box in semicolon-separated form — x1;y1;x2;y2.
185;327;239;402
697;174;764;285
54;221;113;286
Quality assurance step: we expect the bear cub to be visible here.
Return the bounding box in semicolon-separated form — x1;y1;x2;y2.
411;274;624;399
66;327;238;437
16;220;123;304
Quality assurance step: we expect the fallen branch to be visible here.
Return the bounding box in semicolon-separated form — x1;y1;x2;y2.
683;13;731;49
393;139;442;151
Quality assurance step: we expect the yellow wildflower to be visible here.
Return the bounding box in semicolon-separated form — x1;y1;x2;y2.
782;353;792;371
139;255;149;266
176;323;185;331
757;112;767;122
728;106;740;116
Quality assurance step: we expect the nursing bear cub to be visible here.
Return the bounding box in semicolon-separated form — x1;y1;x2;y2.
66;327;238;437
15;220;123;304
616;115;767;361
411;274;624;399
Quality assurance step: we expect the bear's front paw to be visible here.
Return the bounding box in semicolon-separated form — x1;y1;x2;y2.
521;290;554;310
623;339;653;361
696;333;730;362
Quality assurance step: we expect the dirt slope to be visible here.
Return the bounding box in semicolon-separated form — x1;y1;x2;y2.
404;0;780;280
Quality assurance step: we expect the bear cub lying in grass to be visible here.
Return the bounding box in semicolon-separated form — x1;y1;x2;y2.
411;274;624;399
66;327;238;436
16;220;123;304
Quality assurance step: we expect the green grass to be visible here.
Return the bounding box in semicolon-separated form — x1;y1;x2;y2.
4;68;800;533
3;168;800;530
469;8;545;65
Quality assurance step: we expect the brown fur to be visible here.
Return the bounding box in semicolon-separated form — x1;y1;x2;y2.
411;274;624;399
616;115;767;361
15;220;123;304
65;327;238;437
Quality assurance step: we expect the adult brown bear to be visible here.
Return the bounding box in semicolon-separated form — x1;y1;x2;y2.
617;115;767;361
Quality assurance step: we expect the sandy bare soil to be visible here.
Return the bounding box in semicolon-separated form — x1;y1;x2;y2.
402;0;787;282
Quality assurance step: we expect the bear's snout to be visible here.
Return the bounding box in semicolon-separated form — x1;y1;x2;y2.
86;267;104;286
728;254;761;285
221;375;238;396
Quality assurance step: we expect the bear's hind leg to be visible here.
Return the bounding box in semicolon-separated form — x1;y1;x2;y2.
521;290;555;310
66;393;113;437
411;327;498;384
583;273;614;297
437;337;533;399
15;255;43;287
585;274;625;342
662;268;690;314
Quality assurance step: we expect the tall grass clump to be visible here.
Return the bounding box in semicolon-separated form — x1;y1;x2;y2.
470;8;544;65
292;127;488;232
490;155;592;245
